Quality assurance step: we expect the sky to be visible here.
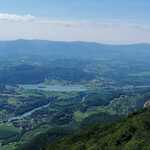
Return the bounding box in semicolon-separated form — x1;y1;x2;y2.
0;0;150;44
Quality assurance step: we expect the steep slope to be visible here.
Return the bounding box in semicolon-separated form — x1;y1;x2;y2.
47;108;150;150
17;108;150;150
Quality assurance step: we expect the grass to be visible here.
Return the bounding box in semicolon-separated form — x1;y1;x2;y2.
74;106;115;122
74;111;90;122
7;98;17;105
0;124;21;140
0;143;17;150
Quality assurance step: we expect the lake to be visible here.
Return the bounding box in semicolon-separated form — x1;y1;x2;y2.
19;84;87;92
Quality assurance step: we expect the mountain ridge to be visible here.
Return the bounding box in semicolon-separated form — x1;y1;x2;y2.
0;39;150;60
16;108;150;150
0;39;150;47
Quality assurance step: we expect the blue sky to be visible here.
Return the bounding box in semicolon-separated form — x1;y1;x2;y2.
0;0;150;22
0;0;150;43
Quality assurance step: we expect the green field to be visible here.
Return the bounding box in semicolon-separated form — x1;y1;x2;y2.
0;124;20;140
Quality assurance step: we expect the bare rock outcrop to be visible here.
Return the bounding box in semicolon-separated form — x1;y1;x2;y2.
144;101;150;108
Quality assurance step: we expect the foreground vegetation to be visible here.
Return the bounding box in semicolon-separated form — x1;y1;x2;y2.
17;108;150;150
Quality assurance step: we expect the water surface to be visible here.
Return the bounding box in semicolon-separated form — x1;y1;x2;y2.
19;84;87;92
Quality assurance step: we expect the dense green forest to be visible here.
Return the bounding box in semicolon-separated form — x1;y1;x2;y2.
17;108;150;150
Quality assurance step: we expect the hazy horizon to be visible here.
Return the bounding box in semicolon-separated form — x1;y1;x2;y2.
0;38;150;46
0;0;149;44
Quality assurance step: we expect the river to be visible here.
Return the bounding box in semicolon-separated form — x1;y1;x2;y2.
8;102;51;122
8;84;87;122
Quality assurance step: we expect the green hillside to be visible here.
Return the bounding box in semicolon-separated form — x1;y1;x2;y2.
17;108;150;150
47;108;150;150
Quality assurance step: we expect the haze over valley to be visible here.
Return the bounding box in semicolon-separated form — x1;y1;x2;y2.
0;1;150;150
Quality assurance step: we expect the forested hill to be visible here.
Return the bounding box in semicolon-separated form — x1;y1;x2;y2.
0;40;150;60
17;108;150;150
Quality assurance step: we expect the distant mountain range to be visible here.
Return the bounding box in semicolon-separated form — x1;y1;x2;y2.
0;39;150;60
